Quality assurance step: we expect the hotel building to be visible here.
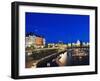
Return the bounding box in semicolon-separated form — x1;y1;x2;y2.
25;33;45;48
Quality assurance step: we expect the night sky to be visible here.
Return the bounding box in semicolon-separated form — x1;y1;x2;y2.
25;12;89;43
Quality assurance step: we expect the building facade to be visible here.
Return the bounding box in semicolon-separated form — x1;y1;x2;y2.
25;33;45;48
25;35;36;47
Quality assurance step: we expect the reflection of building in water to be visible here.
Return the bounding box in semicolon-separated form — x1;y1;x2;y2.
25;33;45;48
58;52;67;66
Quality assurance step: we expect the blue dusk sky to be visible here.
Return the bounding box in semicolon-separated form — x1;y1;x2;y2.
25;12;89;43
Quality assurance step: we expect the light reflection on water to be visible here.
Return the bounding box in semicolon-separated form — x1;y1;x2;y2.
37;50;89;67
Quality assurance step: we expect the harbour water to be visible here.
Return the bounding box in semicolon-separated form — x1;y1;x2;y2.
37;49;89;67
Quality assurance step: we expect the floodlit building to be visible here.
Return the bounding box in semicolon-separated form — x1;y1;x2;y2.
43;38;46;45
72;43;76;46
25;33;45;48
25;35;36;47
82;42;89;46
76;40;81;46
35;36;43;45
35;36;45;48
82;42;86;46
68;43;71;47
86;42;89;46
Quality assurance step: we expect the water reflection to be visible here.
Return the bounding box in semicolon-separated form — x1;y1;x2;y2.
37;48;89;67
